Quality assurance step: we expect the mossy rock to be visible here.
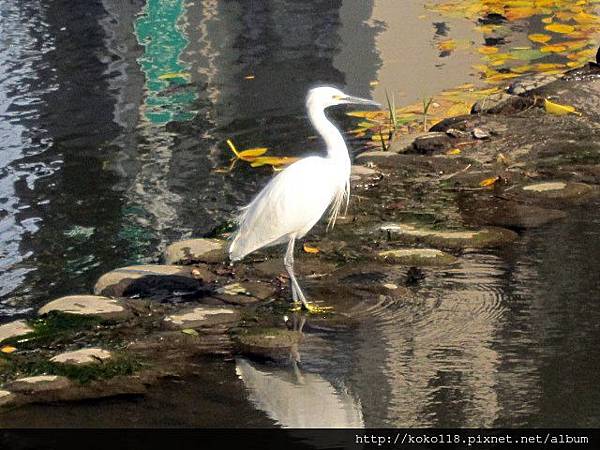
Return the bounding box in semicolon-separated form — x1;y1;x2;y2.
377;248;458;266
234;328;302;360
1;351;140;385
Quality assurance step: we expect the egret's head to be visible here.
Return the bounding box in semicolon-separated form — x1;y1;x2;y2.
306;86;380;111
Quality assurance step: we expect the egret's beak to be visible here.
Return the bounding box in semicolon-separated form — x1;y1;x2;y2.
341;95;381;107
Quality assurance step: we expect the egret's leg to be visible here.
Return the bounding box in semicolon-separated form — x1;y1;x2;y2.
284;238;309;310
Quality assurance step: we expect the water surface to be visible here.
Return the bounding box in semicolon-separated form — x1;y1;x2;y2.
1;0;599;428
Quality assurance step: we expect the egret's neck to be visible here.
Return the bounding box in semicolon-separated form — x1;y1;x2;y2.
308;105;350;166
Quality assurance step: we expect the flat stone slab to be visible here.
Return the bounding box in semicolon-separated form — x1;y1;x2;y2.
164;238;226;265
94;264;207;298
38;295;129;320
50;348;112;365
377;248;458;266
380;223;518;249
164;305;240;329
0;320;33;343
5;375;71;393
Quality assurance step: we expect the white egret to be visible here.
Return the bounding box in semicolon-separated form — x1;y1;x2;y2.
229;86;379;310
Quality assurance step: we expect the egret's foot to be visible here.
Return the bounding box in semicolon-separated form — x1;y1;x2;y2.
290;301;334;314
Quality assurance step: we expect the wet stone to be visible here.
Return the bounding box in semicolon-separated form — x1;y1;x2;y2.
377;248;458;266
164;238;226;265
380;223;518;249
235;328;302;361
94;264;208;298
459;197;567;229
50;348;112;365
164;305;240;329
214;282;275;306
38;295;129;320
5;375;71;394
0;320;33;343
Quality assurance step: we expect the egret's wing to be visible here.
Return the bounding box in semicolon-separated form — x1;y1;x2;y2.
229;157;336;260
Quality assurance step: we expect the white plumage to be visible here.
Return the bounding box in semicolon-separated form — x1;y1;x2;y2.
229;86;379;310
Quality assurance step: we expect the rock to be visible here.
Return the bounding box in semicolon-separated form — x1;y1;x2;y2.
379;223;518;249
235;328;302;360
164;238;226;265
94;264;209;298
410;132;452;154
0;320;33;343
471;92;533;114
214;282;276;306
387;131;429;153
164;305;240;329
377;248;458;266
38;295;129;320
459;197;567;229
5;375;71;393
50;348;112;365
0;390;15;407
508;73;561;95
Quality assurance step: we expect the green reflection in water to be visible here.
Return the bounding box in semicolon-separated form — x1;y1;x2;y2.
135;0;195;123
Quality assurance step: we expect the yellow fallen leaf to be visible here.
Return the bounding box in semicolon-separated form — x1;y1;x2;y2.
250;156;299;167
544;99;581;116
528;33;552;44
505;7;536;21
238;148;268;159
1;345;16;354
541;44;567;53
181;329;199;336
479;176;500;187
573;12;599;24
438;39;457;52
478;46;499;55
303;244;320;254
158;72;190;80
545;23;575;34
541;17;553;24
447;148;461;155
